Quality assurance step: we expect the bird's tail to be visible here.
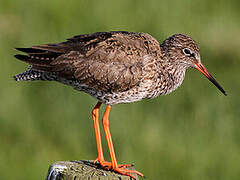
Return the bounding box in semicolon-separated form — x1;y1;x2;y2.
14;68;41;81
13;45;64;81
14;68;56;81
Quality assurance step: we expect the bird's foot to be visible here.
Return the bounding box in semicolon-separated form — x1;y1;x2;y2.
94;158;132;169
94;158;143;179
111;166;144;179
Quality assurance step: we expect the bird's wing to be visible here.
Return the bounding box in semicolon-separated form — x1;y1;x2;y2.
15;31;161;92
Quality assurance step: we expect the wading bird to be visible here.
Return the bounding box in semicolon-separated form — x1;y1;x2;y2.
14;31;227;178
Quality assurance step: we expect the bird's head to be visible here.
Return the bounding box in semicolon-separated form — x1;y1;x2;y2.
161;34;227;96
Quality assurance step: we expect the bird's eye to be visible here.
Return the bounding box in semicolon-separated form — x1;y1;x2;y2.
183;48;192;56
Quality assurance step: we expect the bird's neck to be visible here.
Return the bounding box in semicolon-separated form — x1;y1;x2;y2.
156;59;187;96
164;64;186;94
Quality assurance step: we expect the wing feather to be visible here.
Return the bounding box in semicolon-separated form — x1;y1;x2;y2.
15;31;161;92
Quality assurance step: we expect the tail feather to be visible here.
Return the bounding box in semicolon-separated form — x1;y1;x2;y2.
14;69;44;81
14;54;52;67
14;68;57;81
15;47;47;54
15;47;62;62
14;54;29;61
14;42;69;82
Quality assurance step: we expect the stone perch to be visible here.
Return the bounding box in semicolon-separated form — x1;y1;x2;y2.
46;160;139;180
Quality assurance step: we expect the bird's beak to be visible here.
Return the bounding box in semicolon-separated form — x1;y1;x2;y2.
194;63;227;96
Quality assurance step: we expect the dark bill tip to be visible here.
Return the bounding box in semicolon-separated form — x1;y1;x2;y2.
195;63;227;96
208;74;227;96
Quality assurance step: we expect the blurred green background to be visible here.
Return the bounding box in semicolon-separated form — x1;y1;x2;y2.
0;0;239;179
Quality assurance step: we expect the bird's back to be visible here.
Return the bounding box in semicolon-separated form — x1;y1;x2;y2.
14;31;162;104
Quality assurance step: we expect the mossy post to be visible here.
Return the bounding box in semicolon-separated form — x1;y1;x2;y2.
46;160;139;180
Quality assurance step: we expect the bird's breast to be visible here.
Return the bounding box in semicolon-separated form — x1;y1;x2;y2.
144;68;186;99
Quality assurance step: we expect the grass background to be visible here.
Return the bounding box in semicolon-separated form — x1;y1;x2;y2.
1;0;240;179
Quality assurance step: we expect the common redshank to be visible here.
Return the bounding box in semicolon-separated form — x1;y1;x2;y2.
14;31;227;178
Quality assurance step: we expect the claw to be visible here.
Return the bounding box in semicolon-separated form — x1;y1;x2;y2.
93;158;143;179
94;158;132;169
113;166;144;179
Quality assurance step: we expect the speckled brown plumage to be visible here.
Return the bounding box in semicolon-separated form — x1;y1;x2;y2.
15;32;158;104
15;31;227;105
14;31;226;178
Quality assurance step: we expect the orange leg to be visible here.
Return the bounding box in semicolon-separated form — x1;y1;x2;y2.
102;105;144;178
92;102;116;168
92;102;132;169
92;102;105;164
